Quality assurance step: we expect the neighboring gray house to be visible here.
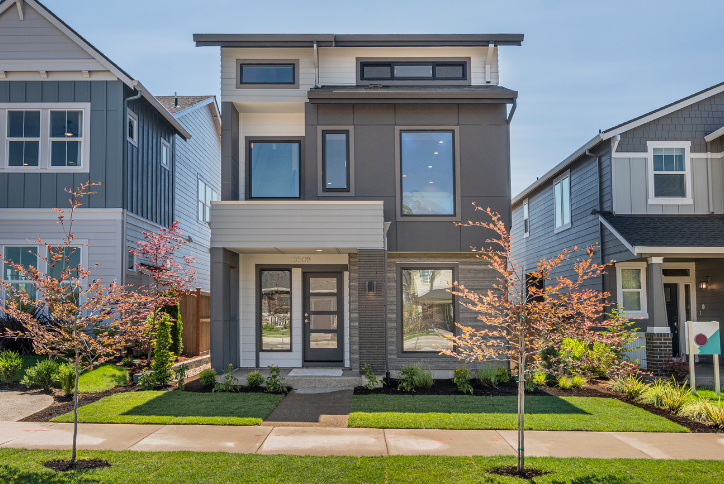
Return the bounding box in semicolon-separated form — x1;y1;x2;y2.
511;81;724;374
156;95;222;291
0;1;216;301
194;33;523;374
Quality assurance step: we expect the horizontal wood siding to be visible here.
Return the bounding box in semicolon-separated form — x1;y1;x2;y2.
173;103;221;292
124;86;176;227
210;201;385;249
0;80;124;209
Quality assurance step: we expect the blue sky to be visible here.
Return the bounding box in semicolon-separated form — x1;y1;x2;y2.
45;0;724;196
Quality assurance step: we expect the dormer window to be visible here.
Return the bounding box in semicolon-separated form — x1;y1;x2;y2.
359;60;468;85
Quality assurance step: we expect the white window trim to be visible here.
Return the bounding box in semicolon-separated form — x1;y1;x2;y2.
127;109;138;147
522;199;530;238
161;139;170;169
553;170;571;233
197;176;218;225
127;249;136;273
646;141;693;205
0;103;91;173
616;261;648;318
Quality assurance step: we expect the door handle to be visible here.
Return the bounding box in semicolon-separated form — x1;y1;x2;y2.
304;319;309;324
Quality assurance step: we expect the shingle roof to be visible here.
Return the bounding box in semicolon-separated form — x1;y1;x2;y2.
599;213;724;248
155;96;215;114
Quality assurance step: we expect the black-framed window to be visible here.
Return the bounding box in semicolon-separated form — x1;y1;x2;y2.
322;130;350;192
400;131;455;216
361;61;466;81
400;267;455;353
260;270;292;352
7;111;40;167
240;63;295;84
249;140;300;198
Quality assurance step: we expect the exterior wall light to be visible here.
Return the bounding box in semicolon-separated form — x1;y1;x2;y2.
698;278;710;290
366;281;376;294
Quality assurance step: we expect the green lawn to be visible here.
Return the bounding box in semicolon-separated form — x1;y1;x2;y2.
77;363;129;393
349;395;687;432
1;449;723;483
51;390;284;426
696;388;723;402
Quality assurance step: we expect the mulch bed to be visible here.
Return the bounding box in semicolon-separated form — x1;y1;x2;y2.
19;383;141;422
354;378;721;433
182;374;291;394
43;459;111;472
489;466;549;479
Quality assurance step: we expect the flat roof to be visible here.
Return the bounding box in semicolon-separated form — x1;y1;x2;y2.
307;85;517;104
193;33;524;48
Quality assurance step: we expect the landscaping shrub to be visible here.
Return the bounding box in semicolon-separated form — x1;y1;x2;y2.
362;363;380;390
640;378;691;413
697;399;724;429
56;363;76;395
0;350;23;383
495;365;510;384
246;371;264;388
557;375;573;390
21;359;59;391
150;313;175;386
612;376;649;400
397;365;433;392
264;364;287;394
478;364;509;388
453;366;473;395
660;357;689;382
175;363;189;391
532;372;547;386
121;356;135;368
214;364;239;393
138;369;154;391
571;375;586;389
199;368;217;387
161;287;183;356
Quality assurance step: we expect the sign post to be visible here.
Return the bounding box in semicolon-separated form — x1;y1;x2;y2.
685;321;721;397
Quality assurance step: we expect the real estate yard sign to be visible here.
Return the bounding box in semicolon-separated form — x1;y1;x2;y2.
685;321;721;396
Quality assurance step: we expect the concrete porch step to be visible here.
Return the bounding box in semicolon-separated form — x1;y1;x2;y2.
228;368;364;391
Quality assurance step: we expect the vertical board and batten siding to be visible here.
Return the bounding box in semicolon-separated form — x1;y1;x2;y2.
124;212;162;288
173;102;222;291
511;154;606;291
124;87;176;228
0;80;124;209
209;201;385;249
612;156;723;214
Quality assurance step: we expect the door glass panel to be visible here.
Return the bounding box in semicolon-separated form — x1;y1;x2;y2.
310;295;337;312
684;284;691;322
310;332;338;349
309;278;336;293
309;314;337;330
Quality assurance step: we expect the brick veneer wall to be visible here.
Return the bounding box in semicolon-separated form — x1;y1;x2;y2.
355;249;387;372
645;333;673;375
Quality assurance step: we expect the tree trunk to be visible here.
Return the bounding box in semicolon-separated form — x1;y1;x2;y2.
517;331;526;472
71;351;79;465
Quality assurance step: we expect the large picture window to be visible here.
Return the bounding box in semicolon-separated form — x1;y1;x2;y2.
401;268;454;352
3;246;38;305
400;131;455;216
249;140;300;198
322;130;349;192
554;172;571;231
260;270;292;351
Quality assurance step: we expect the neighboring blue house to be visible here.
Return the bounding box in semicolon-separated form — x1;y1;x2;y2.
0;1;218;302
511;81;724;374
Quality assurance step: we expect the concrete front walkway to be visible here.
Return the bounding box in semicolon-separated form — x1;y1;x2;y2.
1;421;723;459
0;390;53;421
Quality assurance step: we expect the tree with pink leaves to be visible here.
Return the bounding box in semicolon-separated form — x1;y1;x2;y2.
130;221;196;361
439;206;635;473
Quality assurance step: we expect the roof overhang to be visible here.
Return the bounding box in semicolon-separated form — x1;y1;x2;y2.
133;81;192;140
704;125;724;143
308;87;517;104
193;33;524;48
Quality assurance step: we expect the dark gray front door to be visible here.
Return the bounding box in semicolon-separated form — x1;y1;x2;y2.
664;283;680;357
303;273;344;363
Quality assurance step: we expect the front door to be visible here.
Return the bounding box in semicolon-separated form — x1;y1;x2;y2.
664;283;680;356
303;273;344;363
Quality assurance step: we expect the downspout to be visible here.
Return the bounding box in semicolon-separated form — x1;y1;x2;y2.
706;140;714;214
313;40;319;88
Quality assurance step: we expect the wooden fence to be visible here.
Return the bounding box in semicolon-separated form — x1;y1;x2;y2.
180;288;211;356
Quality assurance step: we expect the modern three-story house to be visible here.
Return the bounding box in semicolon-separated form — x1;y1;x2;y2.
511;82;724;374
194;33;523;374
0;1;220;304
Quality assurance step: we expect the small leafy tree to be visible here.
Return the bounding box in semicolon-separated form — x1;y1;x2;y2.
130;221;196;360
0;183;146;467
440;206;634;472
150;313;175;386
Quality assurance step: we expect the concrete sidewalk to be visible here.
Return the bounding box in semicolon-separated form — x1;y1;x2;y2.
1;422;723;459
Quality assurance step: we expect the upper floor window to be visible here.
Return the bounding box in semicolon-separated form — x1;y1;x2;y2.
400;131;455;216
553;172;571;232
360;61;467;82
127;109;138;146
523;200;530;237
236;60;300;89
2;104;90;172
249;140;301;198
322;131;349;192
649;144;691;203
161;139;170;169
198;178;219;223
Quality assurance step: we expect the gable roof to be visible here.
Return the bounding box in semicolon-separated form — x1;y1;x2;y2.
512;80;724;206
0;0;191;140
155;95;215;114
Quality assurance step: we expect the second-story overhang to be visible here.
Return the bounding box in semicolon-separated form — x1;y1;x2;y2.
193;33;524;48
307;85;518;104
210;200;388;253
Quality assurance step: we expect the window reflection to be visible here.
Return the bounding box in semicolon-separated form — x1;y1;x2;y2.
261;270;291;351
401;269;454;352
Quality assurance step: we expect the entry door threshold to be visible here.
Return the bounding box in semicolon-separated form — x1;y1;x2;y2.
302;362;345;368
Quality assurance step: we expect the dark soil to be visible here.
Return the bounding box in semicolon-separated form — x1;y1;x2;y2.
354;378;721;434
19;383;141;422
43;459;111;472
182;374;291;394
488;465;549;479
